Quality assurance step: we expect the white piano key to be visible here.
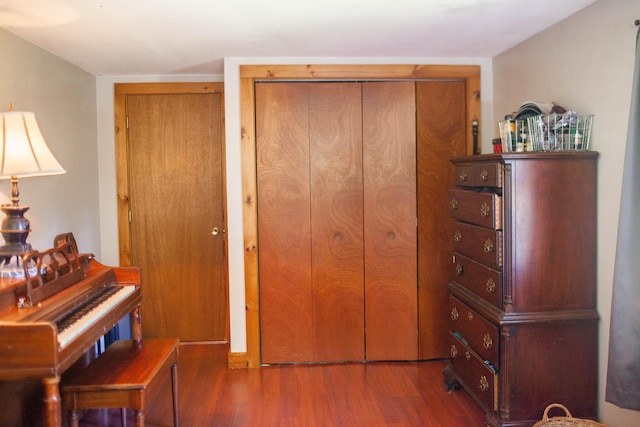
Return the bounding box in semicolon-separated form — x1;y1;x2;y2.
57;286;136;349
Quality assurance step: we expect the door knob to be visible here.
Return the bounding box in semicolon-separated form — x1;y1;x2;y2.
212;227;220;236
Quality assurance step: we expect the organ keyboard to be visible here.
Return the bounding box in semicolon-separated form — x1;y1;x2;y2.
57;285;136;349
0;236;142;427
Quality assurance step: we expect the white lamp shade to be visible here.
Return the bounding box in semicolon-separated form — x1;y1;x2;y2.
0;111;65;179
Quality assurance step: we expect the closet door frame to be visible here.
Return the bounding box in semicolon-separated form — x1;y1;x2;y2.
240;64;481;368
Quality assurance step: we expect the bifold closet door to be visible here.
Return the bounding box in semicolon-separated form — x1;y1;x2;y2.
309;83;365;362
257;83;312;363
362;81;418;361
257;82;365;364
416;80;467;360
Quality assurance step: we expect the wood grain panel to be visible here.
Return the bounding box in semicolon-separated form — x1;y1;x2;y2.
499;321;598;421
506;156;597;312
127;92;227;341
256;83;313;363
416;81;467;359
309;83;364;362
362;81;418;361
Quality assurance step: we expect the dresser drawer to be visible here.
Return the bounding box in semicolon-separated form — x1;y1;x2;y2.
452;221;502;267
449;332;498;412
449;295;499;366
449;188;502;230
454;162;502;188
452;253;502;308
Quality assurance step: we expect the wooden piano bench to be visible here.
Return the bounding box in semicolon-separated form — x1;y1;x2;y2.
62;338;180;427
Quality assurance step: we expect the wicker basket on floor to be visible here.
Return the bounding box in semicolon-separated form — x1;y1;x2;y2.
533;404;607;427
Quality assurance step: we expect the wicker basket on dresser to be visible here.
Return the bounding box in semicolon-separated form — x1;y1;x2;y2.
445;152;599;427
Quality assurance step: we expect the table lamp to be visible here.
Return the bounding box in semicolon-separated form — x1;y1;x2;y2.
0;106;66;263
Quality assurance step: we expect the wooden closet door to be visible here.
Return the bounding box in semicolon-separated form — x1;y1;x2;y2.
416;81;467;359
257;82;365;364
309;83;364;362
256;83;313;363
362;82;418;361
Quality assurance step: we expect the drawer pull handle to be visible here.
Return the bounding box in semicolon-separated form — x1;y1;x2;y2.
455;262;463;276
479;169;489;182
485;278;496;294
454;230;462;243
483;333;493;349
465;351;471;361
451;307;459;321
459;172;468;182
450;198;458;210
467;311;474;321
479;375;489;392
480;202;490;217
450;345;458;358
483;238;494;253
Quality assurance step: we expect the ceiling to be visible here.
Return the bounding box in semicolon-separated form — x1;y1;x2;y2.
0;0;595;76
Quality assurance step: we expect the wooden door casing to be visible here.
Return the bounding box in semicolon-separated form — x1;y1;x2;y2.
115;83;228;342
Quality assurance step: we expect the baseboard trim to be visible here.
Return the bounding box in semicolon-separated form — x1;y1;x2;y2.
228;351;248;369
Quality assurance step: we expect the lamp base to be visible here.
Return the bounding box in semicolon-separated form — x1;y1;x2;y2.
0;203;34;261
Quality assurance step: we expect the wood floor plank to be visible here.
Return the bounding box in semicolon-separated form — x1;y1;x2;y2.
75;343;485;427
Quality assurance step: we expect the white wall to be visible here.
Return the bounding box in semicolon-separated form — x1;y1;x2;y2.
492;0;640;425
0;29;99;256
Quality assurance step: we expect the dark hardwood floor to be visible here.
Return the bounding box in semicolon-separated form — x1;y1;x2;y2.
76;342;486;426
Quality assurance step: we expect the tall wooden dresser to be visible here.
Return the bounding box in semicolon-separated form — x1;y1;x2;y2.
445;152;598;427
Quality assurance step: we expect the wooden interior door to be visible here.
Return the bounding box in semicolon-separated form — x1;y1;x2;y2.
416;81;467;359
362;81;418;361
122;88;227;341
257;82;365;363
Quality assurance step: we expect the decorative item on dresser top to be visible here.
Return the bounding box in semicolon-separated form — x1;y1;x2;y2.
444;152;599;427
499;114;593;153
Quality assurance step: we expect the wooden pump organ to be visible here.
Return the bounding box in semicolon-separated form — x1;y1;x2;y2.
0;235;142;427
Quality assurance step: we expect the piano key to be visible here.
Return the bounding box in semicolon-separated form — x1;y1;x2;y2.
56;286;120;333
57;286;136;349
